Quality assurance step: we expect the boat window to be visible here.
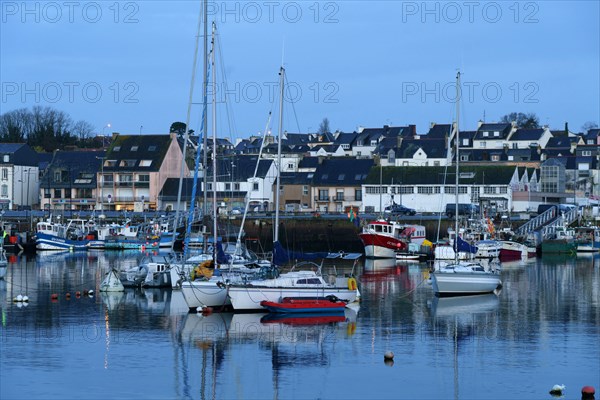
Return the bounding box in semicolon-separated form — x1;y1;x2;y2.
296;279;307;284
306;278;321;284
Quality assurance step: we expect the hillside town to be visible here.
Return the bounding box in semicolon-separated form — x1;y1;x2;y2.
1;120;599;218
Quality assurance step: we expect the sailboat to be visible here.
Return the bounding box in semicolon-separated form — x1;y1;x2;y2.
225;66;360;311
430;72;502;297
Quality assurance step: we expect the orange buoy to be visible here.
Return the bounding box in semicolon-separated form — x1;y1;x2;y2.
51;294;58;300
66;293;71;299
75;291;81;298
582;386;595;400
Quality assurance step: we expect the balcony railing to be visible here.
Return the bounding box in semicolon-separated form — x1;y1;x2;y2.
314;196;330;202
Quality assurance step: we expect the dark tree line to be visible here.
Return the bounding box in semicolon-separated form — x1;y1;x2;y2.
0;106;100;152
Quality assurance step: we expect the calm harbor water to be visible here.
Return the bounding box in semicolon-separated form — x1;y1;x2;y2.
1;251;598;400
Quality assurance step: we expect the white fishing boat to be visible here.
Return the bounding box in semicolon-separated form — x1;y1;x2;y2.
431;72;502;297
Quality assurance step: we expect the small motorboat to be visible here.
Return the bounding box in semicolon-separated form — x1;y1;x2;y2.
260;296;347;313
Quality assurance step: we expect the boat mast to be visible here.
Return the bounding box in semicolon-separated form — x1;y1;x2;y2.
455;71;461;263
202;0;209;217
274;66;284;243
211;22;218;261
172;3;204;250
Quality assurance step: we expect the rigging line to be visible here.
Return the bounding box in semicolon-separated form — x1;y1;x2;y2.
183;61;213;259
283;72;302;134
214;29;238;141
173;3;204;250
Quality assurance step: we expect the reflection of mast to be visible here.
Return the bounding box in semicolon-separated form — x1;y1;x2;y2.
453;317;459;400
104;309;110;369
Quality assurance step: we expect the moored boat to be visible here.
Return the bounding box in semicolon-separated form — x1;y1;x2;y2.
260;296;346;313
358;220;427;258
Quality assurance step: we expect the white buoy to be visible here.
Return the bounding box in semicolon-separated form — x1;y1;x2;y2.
14;294;23;302
384;351;394;360
549;384;566;396
22;295;29;302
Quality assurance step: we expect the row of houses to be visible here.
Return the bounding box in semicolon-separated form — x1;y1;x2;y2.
1;121;599;216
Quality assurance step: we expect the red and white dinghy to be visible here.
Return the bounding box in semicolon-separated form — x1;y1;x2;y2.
358;220;426;258
260;297;346;313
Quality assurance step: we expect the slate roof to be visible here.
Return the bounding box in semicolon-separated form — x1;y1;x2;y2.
298;157;320;169
159;177;247;201
424;124;452;139
42;150;104;189
506;147;542;162
312;158;374;186
546;136;578;148
510;128;544;141
104;134;173;172
0;143;39;166
364;165;517;185
279;172;312;185
333;132;357;146
475;123;512;140
206;155;273;182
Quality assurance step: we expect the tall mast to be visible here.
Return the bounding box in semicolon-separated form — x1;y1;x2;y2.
202;0;209;216
274;66;285;243
172;3;203;250
455;71;461;263
211;22;218;260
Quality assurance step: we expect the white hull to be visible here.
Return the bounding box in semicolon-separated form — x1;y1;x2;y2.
227;285;357;311
434;245;471;260
363;245;395;258
431;271;501;296
181;280;230;310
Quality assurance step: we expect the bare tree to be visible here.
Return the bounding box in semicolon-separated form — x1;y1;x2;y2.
318;117;330;134
582;121;599;132
73;120;95;141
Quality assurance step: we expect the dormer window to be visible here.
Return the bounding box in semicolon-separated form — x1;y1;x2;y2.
493;131;500;137
483;132;489;137
113;146;121;152
131;146;139;151
148;146;157;151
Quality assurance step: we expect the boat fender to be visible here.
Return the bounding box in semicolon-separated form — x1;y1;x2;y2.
347;277;357;291
325;295;339;303
216;281;226;289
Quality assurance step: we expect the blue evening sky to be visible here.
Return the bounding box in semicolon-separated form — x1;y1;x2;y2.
1;1;599;139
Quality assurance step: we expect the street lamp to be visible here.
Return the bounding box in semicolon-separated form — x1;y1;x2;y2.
102;123;111;136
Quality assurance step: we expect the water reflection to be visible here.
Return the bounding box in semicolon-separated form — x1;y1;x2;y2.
0;252;598;399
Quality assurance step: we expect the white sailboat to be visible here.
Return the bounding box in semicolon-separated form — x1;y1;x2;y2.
226;66;360;311
430;72;502;297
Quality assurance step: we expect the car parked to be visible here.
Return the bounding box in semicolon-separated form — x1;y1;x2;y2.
383;204;416;216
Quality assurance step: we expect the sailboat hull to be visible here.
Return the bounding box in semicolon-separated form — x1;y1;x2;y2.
180;280;230;310
431;271;502;296
227;286;357;311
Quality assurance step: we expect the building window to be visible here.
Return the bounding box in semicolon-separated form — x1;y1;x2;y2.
131;146;138;151
225;183;231;191
1;184;7;197
287;163;294;170
303;185;308;195
484;187;496;194
491;155;500;161
417;186;433;194
234;183;240;191
459;187;468;194
44;188;51;199
499;187;507;194
140;160;152;167
54;189;62;198
1;169;7;180
355;189;362;201
318;189;329;201
335;190;344;201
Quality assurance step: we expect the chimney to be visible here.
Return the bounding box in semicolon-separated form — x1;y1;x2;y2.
409;124;417;136
565;122;569;134
112;132;119;140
